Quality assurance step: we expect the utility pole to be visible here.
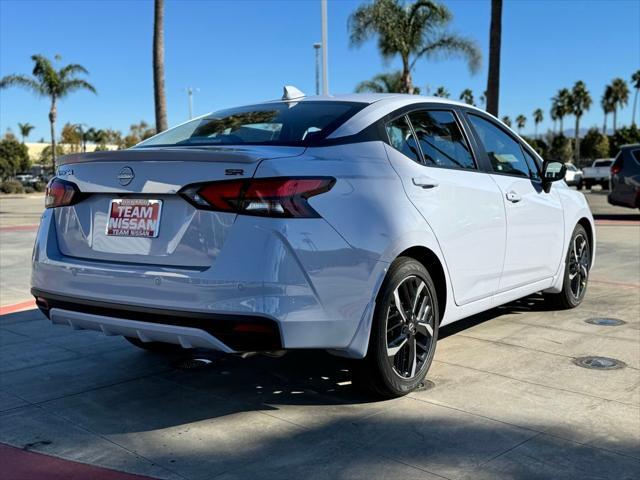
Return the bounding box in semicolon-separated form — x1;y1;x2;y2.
313;43;322;95
320;0;329;95
185;87;199;119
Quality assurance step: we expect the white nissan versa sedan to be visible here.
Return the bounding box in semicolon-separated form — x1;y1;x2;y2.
33;89;595;397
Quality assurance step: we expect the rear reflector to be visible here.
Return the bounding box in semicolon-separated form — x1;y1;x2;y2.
180;177;335;218
45;178;82;208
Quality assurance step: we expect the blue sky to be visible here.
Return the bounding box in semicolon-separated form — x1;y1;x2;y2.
1;0;638;141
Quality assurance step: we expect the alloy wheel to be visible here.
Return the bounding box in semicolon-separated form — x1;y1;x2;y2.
568;233;589;299
385;275;435;379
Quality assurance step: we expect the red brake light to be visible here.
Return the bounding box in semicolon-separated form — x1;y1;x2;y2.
611;163;622;175
45;178;81;208
181;177;335;218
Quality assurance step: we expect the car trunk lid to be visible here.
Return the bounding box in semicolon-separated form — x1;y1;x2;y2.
53;146;305;268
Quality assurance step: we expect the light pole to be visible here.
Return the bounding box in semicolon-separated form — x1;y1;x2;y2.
320;0;329;95
185;87;199;119
313;43;321;95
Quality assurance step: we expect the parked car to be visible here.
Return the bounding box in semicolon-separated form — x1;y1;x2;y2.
579;158;613;190
32;91;595;397
15;174;39;186
608;144;640;210
564;163;583;186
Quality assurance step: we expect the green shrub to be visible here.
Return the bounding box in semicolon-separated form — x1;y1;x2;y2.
1;180;25;194
33;181;47;192
24;186;35;194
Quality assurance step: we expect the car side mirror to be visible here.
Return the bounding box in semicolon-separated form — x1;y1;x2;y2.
541;161;566;193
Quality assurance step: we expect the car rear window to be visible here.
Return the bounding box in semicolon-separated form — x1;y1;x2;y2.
136;101;365;148
632;150;640;164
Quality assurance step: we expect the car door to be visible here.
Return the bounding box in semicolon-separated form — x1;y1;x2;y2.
464;113;564;291
384;108;506;306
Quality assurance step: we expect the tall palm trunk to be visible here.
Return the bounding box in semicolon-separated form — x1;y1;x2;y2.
574;115;581;164
49;97;57;171
602;113;607;134
486;0;502;116
559;115;564;135
401;55;413;94
633;88;639;126
153;0;168;133
612;108;617;133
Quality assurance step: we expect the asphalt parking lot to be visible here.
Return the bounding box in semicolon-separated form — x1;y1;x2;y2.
0;190;638;479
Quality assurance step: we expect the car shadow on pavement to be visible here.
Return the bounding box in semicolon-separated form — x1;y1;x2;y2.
440;293;555;339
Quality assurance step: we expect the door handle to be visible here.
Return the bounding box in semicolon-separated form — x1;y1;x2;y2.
505;191;522;203
412;176;439;189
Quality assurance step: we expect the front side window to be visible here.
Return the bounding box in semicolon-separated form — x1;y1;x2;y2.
137;101;365;147
522;148;541;181
408;110;476;170
385;115;420;163
467;114;532;178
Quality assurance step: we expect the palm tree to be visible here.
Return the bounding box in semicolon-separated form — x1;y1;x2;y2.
601;85;614;134
551;88;571;134
609;78;629;132
348;0;481;94
486;0;502;116
0;55;96;169
459;88;474;105
356;71;404;93
515;114;526;133
632;70;640;126
434;86;450;98
532;108;543;138
153;0;168;132
17;122;34;143
550;107;558;134
501;116;512;127
569;81;592;163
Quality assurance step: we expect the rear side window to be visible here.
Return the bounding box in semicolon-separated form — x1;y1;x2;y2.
633;150;640;164
408;110;476;170
385;115;421;163
137;101;365;147
467;114;532;178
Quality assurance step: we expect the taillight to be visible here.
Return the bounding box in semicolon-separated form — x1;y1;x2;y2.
611;159;623;175
45;178;82;208
180;177;335;218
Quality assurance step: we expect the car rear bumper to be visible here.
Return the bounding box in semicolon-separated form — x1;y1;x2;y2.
31;209;388;357
33;289;281;352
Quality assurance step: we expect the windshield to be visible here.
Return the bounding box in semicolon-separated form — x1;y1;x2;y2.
137;101;365;148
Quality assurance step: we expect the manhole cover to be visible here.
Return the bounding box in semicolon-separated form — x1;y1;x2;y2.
415;380;435;392
573;356;626;370
173;357;215;370
585;318;626;326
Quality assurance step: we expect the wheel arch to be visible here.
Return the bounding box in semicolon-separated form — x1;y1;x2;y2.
397;246;448;323
577;216;595;265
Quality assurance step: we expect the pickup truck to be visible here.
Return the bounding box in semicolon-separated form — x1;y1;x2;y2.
578;159;613;190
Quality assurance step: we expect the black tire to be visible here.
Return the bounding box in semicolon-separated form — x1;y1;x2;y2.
585;180;593;190
576;181;583;190
353;257;439;398
545;224;591;310
125;337;186;353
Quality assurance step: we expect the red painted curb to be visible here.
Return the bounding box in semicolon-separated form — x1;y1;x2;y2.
0;443;159;480
0;225;39;232
0;300;36;316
